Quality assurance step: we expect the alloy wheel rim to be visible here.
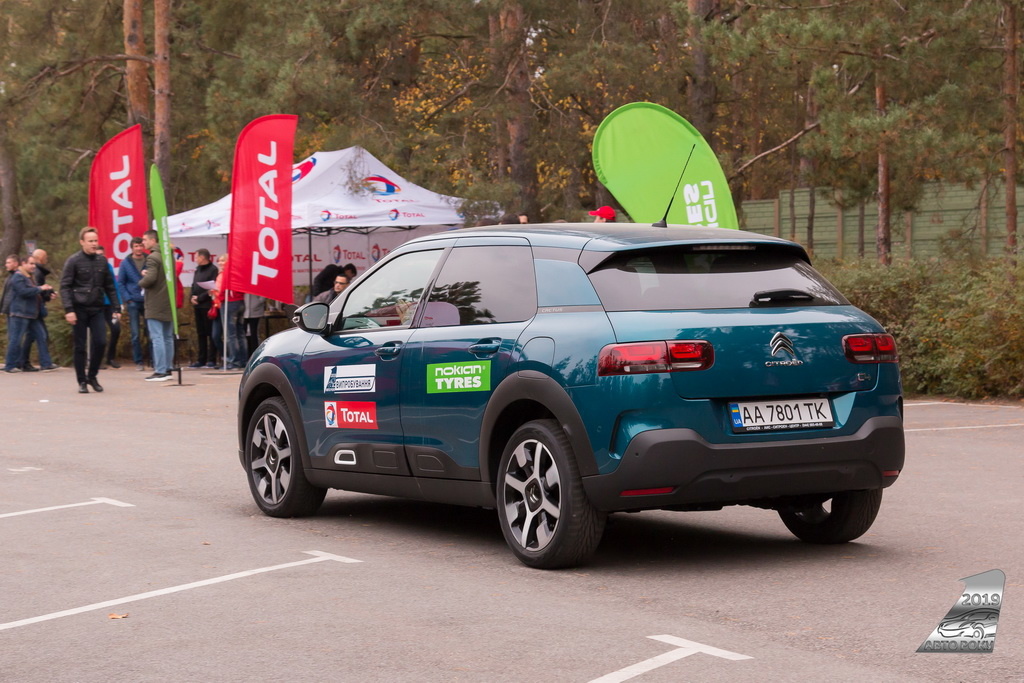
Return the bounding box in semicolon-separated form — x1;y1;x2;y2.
502;438;561;551
250;412;293;505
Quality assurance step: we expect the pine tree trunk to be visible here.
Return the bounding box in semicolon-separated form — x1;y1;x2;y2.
153;0;172;195
493;4;537;219
123;0;150;128
0;122;25;258
686;0;719;145
1003;0;1018;257
876;74;891;265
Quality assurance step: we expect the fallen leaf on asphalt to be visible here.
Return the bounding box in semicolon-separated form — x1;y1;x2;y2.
108;613;129;619
202;541;211;545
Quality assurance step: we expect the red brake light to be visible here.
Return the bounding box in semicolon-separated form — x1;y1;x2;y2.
598;340;714;376
843;334;899;363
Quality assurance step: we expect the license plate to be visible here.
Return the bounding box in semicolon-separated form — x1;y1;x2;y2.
728;398;834;433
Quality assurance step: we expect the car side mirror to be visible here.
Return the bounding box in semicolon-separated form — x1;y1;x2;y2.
294;302;330;334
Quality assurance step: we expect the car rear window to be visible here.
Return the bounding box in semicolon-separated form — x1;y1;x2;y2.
586;245;848;311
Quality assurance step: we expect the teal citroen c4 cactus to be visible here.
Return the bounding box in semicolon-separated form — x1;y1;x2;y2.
237;223;905;568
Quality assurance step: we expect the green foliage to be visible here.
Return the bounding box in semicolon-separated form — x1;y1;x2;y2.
820;257;1024;399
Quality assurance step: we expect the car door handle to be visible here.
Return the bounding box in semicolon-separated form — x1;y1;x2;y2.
469;339;501;356
375;341;403;360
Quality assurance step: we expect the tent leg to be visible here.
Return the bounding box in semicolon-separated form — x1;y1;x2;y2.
308;231;313;294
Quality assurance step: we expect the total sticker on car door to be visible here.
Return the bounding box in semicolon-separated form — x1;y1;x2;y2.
324;401;378;429
426;361;491;393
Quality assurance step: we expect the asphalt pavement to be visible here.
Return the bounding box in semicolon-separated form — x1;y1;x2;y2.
1;368;1021;682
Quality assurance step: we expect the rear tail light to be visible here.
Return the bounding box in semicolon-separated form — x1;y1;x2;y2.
598;340;714;376
843;334;899;363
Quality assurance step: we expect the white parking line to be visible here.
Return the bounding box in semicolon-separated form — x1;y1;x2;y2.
0;551;360;632
0;497;134;519
7;467;43;473
906;423;1024;433
590;635;751;682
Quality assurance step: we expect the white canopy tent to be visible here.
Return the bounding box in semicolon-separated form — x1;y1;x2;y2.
166;147;468;294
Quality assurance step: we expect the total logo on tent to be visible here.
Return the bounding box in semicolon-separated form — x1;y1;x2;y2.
388;209;400;221
363;175;401;195
292;157;316;183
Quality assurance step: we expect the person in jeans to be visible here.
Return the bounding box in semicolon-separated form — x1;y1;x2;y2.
60;227;120;393
19;249;58;371
4;258;54;373
209;254;245;369
138;230;174;382
188;248;218;368
116;237;148;370
2;254;21;366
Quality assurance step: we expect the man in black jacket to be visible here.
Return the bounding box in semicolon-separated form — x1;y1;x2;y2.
188;248;219;368
60;227;120;393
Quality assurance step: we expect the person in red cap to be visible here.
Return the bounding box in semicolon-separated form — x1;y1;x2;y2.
589;205;616;223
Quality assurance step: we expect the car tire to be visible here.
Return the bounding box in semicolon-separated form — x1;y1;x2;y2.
246;396;327;517
496;419;606;569
778;488;883;544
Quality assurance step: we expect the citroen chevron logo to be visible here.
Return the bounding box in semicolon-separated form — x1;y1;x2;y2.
770;332;796;358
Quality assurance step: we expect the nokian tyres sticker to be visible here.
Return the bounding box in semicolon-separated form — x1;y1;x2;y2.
427;361;491;394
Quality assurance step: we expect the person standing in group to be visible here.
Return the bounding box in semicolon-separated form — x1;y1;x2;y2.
2;255;20;359
19;249;58;371
60;227;120;393
341;262;358;283
188;248;218;368
242;292;265;359
138;229;174;382
93;245;122;369
4;257;54;373
116;236;148;370
313;274;347;304
208;253;245;369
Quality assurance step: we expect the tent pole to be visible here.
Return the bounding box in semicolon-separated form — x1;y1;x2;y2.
308;231;313;294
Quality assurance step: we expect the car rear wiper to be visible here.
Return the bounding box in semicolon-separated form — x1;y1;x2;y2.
750;288;815;307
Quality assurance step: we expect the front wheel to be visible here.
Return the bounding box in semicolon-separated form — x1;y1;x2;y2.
778;489;883;544
246;396;326;517
496;419;606;569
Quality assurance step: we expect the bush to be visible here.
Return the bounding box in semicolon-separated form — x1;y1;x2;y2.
819;257;1024;399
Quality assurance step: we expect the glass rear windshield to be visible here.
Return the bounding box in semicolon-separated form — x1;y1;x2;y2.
586;245;848;311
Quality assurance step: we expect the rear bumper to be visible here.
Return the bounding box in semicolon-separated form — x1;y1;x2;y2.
582;416;904;512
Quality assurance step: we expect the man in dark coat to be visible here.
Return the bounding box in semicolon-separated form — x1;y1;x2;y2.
60;227;120;393
138;229;174;381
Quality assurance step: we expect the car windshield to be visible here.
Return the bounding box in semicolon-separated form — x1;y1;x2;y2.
586;244;848;311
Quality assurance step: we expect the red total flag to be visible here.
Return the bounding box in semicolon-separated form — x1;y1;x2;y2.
226;114;297;302
88;125;148;267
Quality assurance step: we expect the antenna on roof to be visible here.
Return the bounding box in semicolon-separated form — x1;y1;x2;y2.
652;143;696;228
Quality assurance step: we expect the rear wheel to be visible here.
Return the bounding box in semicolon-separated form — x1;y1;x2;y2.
246;397;326;517
778;489;882;544
496;419;605;569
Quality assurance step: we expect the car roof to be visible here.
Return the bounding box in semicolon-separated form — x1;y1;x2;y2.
408;222;807;255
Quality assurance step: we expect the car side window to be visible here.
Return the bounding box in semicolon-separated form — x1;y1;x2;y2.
337;249;443;330
421;245;536;327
